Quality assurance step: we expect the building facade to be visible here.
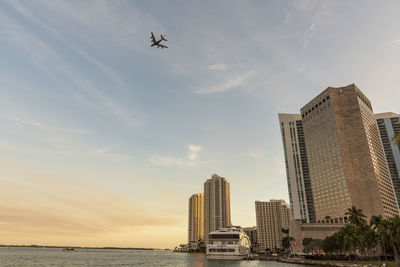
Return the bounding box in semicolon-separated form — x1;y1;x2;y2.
255;200;290;252
376;112;400;208
243;226;258;252
188;193;204;243
204;174;231;242
300;84;399;221
278;113;315;223
289;220;344;253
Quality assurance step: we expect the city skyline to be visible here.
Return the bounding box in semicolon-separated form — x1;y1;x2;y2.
1;0;400;248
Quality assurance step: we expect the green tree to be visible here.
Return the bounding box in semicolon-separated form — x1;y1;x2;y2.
323;235;339;254
303;238;314;254
362;225;378;257
370;215;388;261
370;214;400;266
386;216;400;267
282;236;295;253
345;206;367;228
342;225;360;261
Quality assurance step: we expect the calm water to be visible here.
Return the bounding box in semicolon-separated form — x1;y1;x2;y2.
0;247;306;267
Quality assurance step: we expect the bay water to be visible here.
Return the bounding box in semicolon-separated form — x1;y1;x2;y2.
0;247;307;267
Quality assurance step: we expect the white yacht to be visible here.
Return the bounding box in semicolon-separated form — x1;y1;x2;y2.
206;226;251;260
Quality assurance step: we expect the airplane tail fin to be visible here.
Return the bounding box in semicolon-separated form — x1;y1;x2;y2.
160;34;167;41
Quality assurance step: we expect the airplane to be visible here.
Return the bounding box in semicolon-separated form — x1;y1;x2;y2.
150;32;168;49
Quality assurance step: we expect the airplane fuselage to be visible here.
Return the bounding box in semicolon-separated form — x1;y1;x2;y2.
150;32;168;48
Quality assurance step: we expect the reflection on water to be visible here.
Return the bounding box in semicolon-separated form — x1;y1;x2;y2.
0;247;305;267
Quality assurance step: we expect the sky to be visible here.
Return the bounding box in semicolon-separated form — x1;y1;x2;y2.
0;0;400;249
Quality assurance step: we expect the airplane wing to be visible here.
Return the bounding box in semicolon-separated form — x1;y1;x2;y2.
157;44;168;49
150;32;156;42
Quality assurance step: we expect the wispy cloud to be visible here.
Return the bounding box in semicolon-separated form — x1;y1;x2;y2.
0;161;177;241
194;71;256;94
303;23;315;49
0;8;139;127
14;117;89;135
293;0;317;10
148;155;186;167
90;144;131;162
284;12;293;24
249;148;267;161
4;0;124;89
388;38;400;46
26;0;163;54
209;63;228;71
149;144;205;166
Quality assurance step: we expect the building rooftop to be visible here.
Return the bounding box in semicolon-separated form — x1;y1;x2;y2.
375;112;400;119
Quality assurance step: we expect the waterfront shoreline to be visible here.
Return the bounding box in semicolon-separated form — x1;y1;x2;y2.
277;257;394;267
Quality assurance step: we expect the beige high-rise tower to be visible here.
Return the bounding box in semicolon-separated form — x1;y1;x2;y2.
204;174;231;242
301;84;399;222
188;193;204;242
255;200;290;252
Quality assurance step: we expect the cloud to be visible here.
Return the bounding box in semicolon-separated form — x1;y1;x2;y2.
187;145;203;160
14;117;89;135
0;161;177;241
249;148;267;161
293;0;317;10
209;63;228;71
4;0;125;89
303;23;315;49
148;155;186;166
388;38;400;46
284;12;293;24
0;9;139;127
149;144;205;166
91;144;131;162
194;71;256;94
23;0;163;54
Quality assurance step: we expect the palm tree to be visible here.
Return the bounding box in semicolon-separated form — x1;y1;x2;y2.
387;216;400;267
373;215;400;267
345;206;367;228
392;133;400;145
342;225;359;261
370;215;388;262
362;226;378;258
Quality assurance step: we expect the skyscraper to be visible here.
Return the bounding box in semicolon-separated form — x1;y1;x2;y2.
188;193;204;243
204;174;231;242
376;112;400;208
255;200;290;252
300;84;399;221
278;113;315;223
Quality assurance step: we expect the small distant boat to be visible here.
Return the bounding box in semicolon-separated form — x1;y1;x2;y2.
63;247;75;252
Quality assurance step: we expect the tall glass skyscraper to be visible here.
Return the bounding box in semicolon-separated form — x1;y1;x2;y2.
278;114;315;223
376;112;400;208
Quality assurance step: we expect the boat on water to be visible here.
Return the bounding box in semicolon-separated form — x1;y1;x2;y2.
206;226;250;260
62;247;75;252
